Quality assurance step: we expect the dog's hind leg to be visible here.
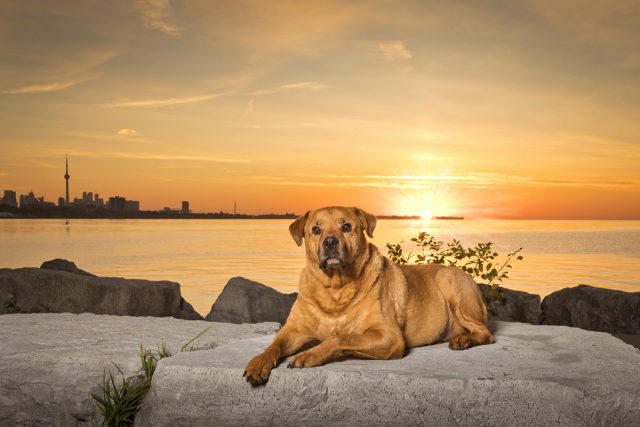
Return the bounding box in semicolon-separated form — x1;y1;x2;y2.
444;270;494;350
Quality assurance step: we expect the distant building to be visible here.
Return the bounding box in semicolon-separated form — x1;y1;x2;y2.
95;194;104;208
124;200;139;212
19;191;39;207
181;201;189;214
1;190;17;207
108;196;126;211
82;192;93;204
58;197;65;207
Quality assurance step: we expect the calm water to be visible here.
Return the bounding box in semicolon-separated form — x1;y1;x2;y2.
1;219;639;316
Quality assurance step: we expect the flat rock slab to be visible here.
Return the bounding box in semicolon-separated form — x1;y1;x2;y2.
137;321;640;427
0;313;279;426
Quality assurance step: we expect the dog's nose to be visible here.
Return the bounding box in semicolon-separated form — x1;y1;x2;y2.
323;236;339;249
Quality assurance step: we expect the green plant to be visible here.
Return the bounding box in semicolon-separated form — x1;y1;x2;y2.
91;364;150;427
386;231;523;288
91;326;212;426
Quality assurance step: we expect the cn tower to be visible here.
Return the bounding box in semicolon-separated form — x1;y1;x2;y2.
64;155;70;206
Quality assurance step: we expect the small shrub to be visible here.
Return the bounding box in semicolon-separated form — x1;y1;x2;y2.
386;231;524;289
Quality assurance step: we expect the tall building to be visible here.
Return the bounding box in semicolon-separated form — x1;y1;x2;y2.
181;201;189;214
64;155;70;206
1;190;17;207
124;200;139;211
19;191;38;207
108;196;126;211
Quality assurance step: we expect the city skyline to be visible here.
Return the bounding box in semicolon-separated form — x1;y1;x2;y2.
1;1;639;218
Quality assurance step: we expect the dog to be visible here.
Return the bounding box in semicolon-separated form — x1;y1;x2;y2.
243;206;493;385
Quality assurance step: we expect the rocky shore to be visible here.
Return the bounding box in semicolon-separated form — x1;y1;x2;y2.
1;259;639;425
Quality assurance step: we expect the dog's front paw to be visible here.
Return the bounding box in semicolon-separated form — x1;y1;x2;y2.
287;350;324;369
243;350;277;386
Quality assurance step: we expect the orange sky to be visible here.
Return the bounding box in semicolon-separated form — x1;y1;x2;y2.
1;1;639;218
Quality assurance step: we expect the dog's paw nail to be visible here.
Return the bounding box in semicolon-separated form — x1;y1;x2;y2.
242;370;246;377
287;363;293;368
300;362;304;368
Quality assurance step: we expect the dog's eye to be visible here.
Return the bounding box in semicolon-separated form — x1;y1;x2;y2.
341;223;352;233
311;226;321;235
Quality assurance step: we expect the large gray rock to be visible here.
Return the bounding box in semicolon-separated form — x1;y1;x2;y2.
542;284;640;334
137;321;640;427
206;276;297;325
0;266;202;320
40;258;94;276
0;313;280;426
478;284;542;324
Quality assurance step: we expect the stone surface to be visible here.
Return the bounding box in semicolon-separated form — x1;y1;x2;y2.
0;313;280;426
479;284;542;324
0;266;202;320
40;258;94;277
137;321;640;427
205;276;297;325
542;284;640;334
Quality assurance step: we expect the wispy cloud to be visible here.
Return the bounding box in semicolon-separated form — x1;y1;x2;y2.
250;81;331;96
56;149;251;164
378;41;412;61
248;98;255;113
102;93;221;108
116;128;142;137
136;0;181;36
3;80;83;94
250;172;639;190
111;152;250;163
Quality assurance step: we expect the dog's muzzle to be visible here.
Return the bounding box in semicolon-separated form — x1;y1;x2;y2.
319;235;346;272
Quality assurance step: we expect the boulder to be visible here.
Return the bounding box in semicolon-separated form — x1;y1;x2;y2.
542;284;640;334
0;266;202;320
478;284;542;324
206;277;297;325
136;321;640;426
41;258;94;276
0;313;280;426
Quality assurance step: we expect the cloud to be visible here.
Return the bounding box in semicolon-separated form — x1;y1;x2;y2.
250;172;639;190
248;98;255;113
111;152;250;163
102;93;221;108
116;128;142;137
136;0;181;36
378;41;412;61
250;81;331;96
3;80;82;94
280;82;331;90
59;149;250;164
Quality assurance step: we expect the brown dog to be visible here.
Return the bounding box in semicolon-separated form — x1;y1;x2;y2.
243;206;493;385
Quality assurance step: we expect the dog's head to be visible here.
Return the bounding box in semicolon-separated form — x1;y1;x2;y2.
289;206;377;276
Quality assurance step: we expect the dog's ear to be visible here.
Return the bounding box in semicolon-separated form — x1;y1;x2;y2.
289;211;310;246
354;207;377;238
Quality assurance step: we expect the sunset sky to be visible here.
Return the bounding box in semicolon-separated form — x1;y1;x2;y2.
1;0;639;218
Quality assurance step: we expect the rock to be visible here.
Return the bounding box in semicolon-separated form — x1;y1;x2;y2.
136;321;640;426
478;284;542;324
0;313;280;426
0;267;202;320
205;277;297;325
542;284;640;334
179;298;202;321
40;258;94;276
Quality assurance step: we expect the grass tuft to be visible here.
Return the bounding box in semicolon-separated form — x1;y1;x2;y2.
91;326;211;426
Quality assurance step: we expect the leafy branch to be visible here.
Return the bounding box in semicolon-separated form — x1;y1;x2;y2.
386;231;523;288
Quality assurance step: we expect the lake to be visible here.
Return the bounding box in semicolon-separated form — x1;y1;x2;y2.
1;219;639;316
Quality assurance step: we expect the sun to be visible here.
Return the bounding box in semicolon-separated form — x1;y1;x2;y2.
420;209;433;220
